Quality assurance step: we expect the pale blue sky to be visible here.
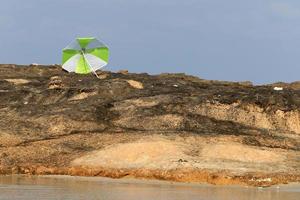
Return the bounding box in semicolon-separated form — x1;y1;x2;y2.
1;0;300;84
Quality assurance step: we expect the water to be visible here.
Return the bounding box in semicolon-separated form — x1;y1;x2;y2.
0;175;299;200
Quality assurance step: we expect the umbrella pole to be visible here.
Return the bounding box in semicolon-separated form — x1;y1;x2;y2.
82;53;100;79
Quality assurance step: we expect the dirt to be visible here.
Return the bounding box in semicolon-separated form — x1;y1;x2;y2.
0;64;300;187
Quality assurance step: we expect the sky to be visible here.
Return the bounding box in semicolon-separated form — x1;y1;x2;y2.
1;0;300;84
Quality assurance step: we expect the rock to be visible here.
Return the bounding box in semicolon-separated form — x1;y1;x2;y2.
97;74;109;79
126;80;144;89
4;79;30;85
48;76;64;89
118;70;129;75
69;91;97;101
178;159;188;163
274;87;283;91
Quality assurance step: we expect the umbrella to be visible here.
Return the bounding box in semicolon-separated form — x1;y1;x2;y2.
62;37;109;77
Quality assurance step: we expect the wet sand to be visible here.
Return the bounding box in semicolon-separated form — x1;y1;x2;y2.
0;175;299;200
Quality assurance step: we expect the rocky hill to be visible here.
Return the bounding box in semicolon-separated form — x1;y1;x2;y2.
0;64;300;187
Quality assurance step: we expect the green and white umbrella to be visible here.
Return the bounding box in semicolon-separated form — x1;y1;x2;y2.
62;37;109;77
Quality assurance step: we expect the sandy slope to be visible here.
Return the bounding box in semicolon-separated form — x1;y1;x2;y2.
72;135;287;171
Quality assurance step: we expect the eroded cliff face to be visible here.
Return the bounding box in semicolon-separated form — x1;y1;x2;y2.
0;64;300;186
192;103;300;134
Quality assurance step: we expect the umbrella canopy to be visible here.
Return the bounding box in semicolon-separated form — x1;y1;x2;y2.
62;37;109;75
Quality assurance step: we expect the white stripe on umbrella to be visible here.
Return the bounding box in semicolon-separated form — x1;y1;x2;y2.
62;54;81;72
84;53;107;71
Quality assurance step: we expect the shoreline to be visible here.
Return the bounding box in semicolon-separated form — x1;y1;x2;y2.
35;175;300;189
1;166;300;187
1;174;299;200
1;172;300;189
